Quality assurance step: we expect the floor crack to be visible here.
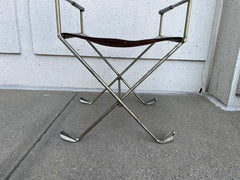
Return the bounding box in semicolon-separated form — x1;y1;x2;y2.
5;92;78;180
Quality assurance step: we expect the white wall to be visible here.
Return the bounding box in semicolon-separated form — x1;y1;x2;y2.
228;49;240;108
208;0;240;108
0;0;217;93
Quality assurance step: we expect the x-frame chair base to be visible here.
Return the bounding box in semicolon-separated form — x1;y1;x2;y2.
58;35;183;144
80;96;156;106
79;78;157;106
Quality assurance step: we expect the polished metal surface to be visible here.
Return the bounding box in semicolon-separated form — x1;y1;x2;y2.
159;0;188;15
142;97;157;106
65;0;85;11
120;78;157;106
79;97;92;105
184;0;192;41
157;131;176;144
55;0;62;35
60;130;79;143
159;14;164;36
55;0;192;144
58;37;182;143
158;0;192;42
80;11;84;33
80;41;156;106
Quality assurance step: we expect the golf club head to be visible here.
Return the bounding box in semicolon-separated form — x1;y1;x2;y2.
157;131;175;144
79;97;92;105
60;131;79;143
145;97;157;106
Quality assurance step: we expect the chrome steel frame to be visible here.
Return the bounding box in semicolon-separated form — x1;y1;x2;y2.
80;41;157;106
55;0;192;144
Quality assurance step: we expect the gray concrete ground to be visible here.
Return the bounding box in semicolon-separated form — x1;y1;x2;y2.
0;90;76;179
0;90;240;179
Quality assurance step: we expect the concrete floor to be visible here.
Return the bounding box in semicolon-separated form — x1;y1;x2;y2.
0;90;240;179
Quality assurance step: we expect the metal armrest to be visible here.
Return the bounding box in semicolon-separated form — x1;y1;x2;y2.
66;0;85;12
65;0;85;33
159;0;188;15
55;0;85;34
158;0;192;42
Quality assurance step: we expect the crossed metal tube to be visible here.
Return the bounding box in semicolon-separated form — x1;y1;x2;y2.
79;41;157;106
55;0;191;144
59;35;183;144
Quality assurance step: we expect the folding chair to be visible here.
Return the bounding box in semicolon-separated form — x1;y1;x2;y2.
55;0;192;144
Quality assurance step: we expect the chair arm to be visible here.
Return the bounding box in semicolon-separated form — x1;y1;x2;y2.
158;0;192;42
65;0;85;12
159;0;188;15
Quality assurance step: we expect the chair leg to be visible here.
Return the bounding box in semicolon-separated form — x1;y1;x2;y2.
121;78;157;106
115;95;175;144
79;77;157;106
61;98;175;144
59;36;182;143
79;77;118;105
61;55;177;143
60;101;117;143
82;41;156;106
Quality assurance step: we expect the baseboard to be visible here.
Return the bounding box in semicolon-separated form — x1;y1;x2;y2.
205;94;240;111
0;85;198;95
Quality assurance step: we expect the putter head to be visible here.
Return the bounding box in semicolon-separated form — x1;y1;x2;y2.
157;131;175;144
60;131;79;143
79;97;92;105
145;97;157;106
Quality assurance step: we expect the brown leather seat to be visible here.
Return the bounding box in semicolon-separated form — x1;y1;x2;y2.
62;33;184;48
